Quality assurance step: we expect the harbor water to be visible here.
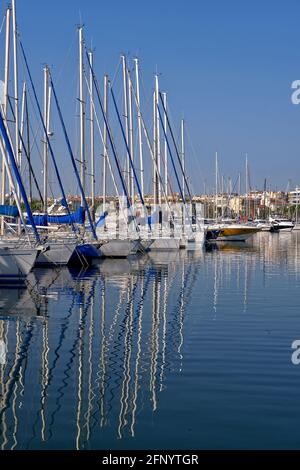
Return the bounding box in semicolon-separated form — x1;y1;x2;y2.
1;232;300;449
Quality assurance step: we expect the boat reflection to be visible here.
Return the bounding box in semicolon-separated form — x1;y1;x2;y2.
0;252;198;449
1;232;300;449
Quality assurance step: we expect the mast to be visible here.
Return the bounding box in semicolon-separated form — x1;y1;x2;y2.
25;85;32;203
134;58;144;200
296;185;299;225
153;89;156;206
1;6;11;235
215;152;218;220
245;153;248;218
238;172;241;218
181;118;186;235
128;68;134;202
79;26;86;207
121;55;130;197
221;175;224;218
20;82;31;202
162;92;168;201
181;118;185;200
43;66;49;213
103;74;108;217
155;75;161;205
12;0;20;171
203;179;207;219
20;82;25;160
12;0;21;238
88;50;95;221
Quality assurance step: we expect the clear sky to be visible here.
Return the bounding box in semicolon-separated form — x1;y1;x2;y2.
1;0;300;195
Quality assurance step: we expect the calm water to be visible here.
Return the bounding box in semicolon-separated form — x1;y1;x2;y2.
1;232;300;450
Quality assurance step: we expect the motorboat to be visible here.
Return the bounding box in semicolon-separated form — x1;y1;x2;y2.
207;223;261;241
269;217;294;232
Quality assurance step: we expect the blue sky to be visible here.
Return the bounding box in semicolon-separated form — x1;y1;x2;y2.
1;0;300;195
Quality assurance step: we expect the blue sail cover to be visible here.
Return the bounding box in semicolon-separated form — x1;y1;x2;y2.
95;211;108;228
47;206;85;225
32;215;48;226
26;207;85;227
0;205;19;217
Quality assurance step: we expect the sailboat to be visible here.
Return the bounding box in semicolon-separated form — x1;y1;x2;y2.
0;245;38;285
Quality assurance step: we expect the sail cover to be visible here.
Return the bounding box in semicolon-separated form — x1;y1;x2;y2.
47;206;85;225
26;207;85;226
0;205;19;217
31;215;48;226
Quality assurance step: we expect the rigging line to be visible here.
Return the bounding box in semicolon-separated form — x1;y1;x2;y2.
157;104;185;204
0;14;5;35
19;39;78;234
85;51;135;221
0;109;40;242
157;104;196;233
185;124;206;188
23;82;55;196
139;68;152;116
49;70;97;240
159;92;193;201
18;130;44;204
127;70;178;218
56;30;77;86
154;122;178;202
19;48;65;203
83;73;121;202
26;88;56;199
111;57;122;89
110;85;146;208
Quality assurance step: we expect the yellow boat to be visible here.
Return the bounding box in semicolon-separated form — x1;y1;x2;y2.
208;224;261;241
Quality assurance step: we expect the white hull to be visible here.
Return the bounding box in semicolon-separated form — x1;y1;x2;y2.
149;237;180;251
187;231;205;250
35;242;77;266
99;239;137;258
180;230;205;250
269;218;294;232
0;247;38;285
293;224;300;231
270;226;294;232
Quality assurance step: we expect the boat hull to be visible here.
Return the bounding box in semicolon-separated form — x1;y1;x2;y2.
270;225;294;233
187;231;205;250
149;238;180;251
35;242;77;267
0;247;38;286
99;239;137;258
69;243;100;265
209;226;261;241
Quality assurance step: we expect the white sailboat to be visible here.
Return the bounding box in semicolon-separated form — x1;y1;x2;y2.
0;245;38;285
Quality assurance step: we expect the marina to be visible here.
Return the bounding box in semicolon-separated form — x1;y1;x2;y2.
1;232;300;449
0;0;300;458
